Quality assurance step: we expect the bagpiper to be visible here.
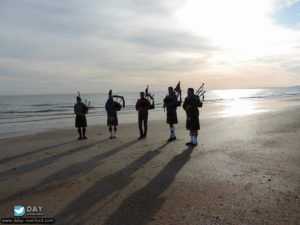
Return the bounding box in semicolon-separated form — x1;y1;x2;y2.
135;86;155;139
183;88;203;146
105;90;123;139
74;95;89;140
163;83;181;142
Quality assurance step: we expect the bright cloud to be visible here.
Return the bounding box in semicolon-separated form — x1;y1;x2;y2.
175;0;299;60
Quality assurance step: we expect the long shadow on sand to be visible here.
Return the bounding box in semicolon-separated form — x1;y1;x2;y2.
0;139;109;182
0;140;76;165
54;142;170;225
0;139;140;204
105;145;195;225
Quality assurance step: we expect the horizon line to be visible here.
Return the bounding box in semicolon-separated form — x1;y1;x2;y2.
0;85;299;97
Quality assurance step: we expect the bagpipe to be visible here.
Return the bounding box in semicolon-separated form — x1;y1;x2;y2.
174;81;182;107
145;85;155;108
183;83;205;112
77;91;91;114
195;83;206;101
109;89;125;108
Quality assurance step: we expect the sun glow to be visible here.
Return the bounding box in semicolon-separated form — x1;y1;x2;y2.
174;0;299;63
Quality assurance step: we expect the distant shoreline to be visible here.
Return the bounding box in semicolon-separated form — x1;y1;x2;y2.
1;85;300;97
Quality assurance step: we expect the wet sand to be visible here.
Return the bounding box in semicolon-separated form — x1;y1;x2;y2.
0;104;299;225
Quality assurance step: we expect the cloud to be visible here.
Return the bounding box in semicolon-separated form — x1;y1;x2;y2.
0;0;299;95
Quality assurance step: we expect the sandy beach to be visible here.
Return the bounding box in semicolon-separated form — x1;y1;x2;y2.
1;0;300;223
0;102;299;225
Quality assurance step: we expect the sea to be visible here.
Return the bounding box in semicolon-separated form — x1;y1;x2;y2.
0;86;300;139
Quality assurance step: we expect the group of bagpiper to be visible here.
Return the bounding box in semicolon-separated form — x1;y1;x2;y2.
74;82;205;146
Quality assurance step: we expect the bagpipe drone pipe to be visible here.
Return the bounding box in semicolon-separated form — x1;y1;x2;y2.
174;81;182;107
195;83;206;102
145;85;155;108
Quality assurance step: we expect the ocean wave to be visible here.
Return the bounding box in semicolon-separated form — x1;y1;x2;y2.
240;96;267;99
32;104;54;107
36;109;70;113
53;105;73;108
1;109;70;114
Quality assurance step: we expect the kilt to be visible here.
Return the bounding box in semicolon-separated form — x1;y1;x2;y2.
107;116;118;126
186;115;200;130
166;111;178;124
75;115;87;128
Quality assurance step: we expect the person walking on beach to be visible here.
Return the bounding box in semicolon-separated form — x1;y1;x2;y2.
74;96;88;140
105;93;122;138
163;87;180;141
183;88;203;146
136;91;154;139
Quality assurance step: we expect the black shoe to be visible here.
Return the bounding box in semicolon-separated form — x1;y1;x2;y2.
78;137;83;140
186;142;193;146
138;136;144;139
168;136;176;142
83;136;87;139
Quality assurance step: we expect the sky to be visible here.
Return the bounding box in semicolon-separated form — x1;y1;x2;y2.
0;0;299;95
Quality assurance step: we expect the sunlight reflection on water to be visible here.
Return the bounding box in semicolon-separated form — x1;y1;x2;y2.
223;99;264;116
212;89;266;116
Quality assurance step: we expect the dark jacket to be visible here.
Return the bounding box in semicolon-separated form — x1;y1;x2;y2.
136;98;154;117
164;92;178;112
183;94;202;116
105;100;122;117
74;103;88;116
183;94;202;130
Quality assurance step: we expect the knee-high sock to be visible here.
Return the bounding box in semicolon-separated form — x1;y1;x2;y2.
113;127;117;136
170;127;175;138
189;131;193;142
82;128;86;137
192;136;197;144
